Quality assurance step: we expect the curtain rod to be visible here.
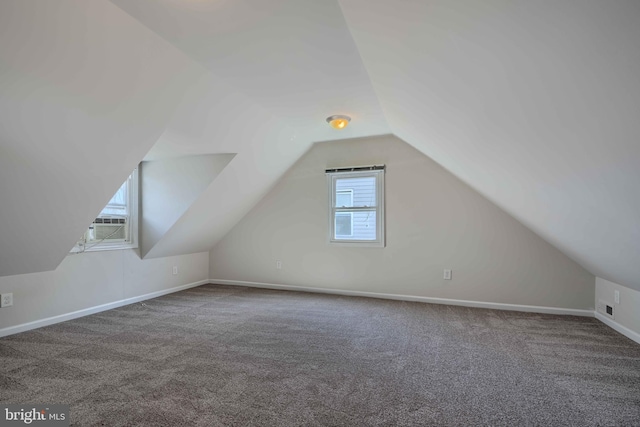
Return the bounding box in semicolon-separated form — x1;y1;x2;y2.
325;165;385;174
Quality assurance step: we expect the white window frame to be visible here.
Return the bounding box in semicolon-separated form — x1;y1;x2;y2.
71;168;139;253
327;168;385;247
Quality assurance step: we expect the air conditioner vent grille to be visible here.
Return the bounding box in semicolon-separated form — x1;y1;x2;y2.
94;218;126;224
86;216;129;242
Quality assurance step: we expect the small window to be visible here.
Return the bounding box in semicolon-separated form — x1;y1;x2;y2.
326;166;385;247
72;168;139;253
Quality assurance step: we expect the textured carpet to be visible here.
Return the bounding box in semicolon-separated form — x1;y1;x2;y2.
1;284;639;426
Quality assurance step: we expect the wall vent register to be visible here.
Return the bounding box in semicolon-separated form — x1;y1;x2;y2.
597;299;615;320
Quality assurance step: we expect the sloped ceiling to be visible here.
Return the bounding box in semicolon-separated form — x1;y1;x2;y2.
140;154;235;258
0;0;200;276
337;0;640;290
110;0;392;261
1;1;638;292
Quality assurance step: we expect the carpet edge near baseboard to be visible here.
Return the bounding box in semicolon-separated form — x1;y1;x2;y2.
594;312;640;345
0;279;210;338
210;279;595;317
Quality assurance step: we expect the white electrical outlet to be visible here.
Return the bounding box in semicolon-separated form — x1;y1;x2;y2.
276;260;282;270
172;266;178;275
1;293;13;308
443;269;452;280
614;290;620;304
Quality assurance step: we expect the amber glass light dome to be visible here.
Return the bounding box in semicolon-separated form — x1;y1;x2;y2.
326;115;351;130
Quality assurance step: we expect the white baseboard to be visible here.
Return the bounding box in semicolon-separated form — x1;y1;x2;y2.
210;279;594;317
595;312;640;345
0;279;209;338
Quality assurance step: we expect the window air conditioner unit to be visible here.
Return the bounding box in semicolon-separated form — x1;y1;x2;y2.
87;217;128;242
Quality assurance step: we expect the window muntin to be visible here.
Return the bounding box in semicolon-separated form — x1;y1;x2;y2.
327;168;384;247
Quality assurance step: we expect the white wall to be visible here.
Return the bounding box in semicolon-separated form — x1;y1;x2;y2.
0;250;208;335
596;277;640;344
210;135;595;310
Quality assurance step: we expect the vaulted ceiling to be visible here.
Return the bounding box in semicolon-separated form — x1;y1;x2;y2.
1;1;638;291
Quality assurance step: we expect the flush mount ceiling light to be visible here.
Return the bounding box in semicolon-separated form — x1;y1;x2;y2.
326;115;351;130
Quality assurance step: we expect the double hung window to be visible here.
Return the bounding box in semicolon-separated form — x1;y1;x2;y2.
327;166;385;247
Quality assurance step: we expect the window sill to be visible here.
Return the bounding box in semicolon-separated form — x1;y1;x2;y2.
329;240;385;248
70;243;138;254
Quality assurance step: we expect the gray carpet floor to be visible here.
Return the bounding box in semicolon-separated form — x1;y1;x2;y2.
1;284;639;426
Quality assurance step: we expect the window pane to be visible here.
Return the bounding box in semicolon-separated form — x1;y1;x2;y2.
336;190;352;207
335;212;352;237
101;180;128;216
335;177;376;207
353;210;376;240
335;210;376;240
